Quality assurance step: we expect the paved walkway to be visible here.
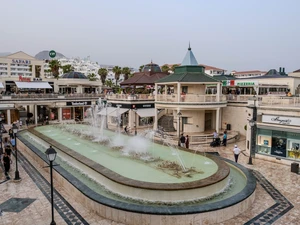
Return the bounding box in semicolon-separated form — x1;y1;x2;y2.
0;135;299;225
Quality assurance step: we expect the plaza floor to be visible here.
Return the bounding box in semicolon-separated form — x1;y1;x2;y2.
0;134;299;225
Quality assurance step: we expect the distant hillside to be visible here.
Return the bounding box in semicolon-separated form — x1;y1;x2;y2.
35;50;66;60
0;52;11;57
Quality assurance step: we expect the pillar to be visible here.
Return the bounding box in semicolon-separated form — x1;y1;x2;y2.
177;108;181;137
217;82;221;102
155;83;158;101
177;83;181;102
58;107;62;121
7;109;11;125
32;64;36;78
216;108;220;132
82;107;85;120
154;108;158;130
34;105;38;125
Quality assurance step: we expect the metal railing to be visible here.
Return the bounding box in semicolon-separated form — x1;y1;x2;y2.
106;94;155;100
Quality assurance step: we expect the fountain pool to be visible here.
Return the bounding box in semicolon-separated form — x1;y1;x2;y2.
18;124;256;225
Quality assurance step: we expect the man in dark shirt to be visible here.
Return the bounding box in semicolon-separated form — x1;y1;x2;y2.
180;134;186;147
5;146;12;156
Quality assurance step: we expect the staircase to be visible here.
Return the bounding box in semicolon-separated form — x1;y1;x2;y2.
158;115;176;132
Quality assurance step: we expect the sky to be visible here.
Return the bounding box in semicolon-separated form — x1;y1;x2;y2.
1;0;300;72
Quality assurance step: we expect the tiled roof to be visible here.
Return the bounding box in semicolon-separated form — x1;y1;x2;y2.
201;64;225;71
233;70;266;75
213;75;236;81
293;69;300;73
120;72;168;85
181;45;198;66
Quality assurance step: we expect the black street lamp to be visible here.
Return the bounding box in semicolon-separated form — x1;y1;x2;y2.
248;96;257;165
12;123;20;180
133;108;137;135
45;146;57;225
177;111;182;146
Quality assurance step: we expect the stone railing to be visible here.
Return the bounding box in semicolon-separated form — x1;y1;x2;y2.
156;94;227;103
106;94;155;100
258;96;300;107
0;93;104;100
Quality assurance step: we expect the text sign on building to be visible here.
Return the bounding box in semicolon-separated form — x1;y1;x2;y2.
12;59;31;64
262;115;300;126
66;101;91;106
235;81;258;86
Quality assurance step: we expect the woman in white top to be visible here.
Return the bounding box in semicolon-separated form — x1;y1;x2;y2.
233;145;241;163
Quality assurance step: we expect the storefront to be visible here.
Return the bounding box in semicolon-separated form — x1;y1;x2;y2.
256;115;300;161
62;101;92;121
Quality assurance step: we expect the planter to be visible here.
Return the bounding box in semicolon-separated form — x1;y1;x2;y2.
291;162;299;173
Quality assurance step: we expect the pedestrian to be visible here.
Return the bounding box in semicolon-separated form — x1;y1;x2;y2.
26;119;29;127
0;147;3;161
185;135;190;149
19;120;23;129
223;130;227;147
180;134;186;147
5;146;12;157
233;145;241;163
124;126;128;134
8;128;13;140
213;130;218;141
3;137;10;148
10;138;15;150
2;152;12;176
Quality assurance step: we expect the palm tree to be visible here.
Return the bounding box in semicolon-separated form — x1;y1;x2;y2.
112;66;122;86
139;65;144;72
29;65;41;77
161;64;170;73
171;64;180;72
87;73;98;81
61;64;74;74
98;68;108;85
48;60;61;79
104;79;114;88
122;67;131;81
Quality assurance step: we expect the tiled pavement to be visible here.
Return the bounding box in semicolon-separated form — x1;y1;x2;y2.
0;136;299;225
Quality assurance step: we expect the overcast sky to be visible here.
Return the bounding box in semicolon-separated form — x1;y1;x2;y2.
1;0;300;72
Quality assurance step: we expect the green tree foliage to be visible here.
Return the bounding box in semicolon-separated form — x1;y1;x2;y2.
98;68;108;85
161;64;170;73
112;66;122;85
48;59;61;79
87;73;98;81
139;65;144;72
171;64;180;72
122;67;131;81
61;64;75;74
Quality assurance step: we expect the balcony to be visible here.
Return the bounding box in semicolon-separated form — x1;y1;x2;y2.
258;96;300;108
0;93;104;100
106;94;155;101
156;94;227;103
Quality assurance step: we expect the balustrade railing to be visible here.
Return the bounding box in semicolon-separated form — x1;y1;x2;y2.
156;94;227;103
0;93;104;100
106;94;155;100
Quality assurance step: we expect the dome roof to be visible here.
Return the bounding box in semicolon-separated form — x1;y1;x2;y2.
61;71;87;79
142;63;162;73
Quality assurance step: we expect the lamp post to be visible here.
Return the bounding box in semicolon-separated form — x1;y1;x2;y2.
133;108;137;135
177;111;182;146
12;123;20;180
45;146;57;225
0;117;3;151
248;96;257;165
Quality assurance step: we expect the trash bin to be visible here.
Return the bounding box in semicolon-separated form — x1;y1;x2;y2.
291;163;299;173
226;124;231;130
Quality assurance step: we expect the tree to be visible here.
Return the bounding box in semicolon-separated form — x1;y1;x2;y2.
139;65;144;72
87;73;98;81
171;64;180;72
61;64;74;74
48;59;61;79
122;67;131;81
98;68;108;85
29;65;42;77
112;66;122;86
104;79;114;88
161;64;170;73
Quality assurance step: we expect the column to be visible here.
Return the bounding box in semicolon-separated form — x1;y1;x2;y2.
58;107;62;122
164;85;167;96
7;109;11;125
216;108;220;132
216;82;221;102
154;108;158;130
31;64;36;78
177;108;180;137
40;64;45;78
82;107;85;121
155;83;158;101
177;83;181;102
34;105;38;125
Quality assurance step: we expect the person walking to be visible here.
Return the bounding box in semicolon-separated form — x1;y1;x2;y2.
2;152;12;176
180;134;186;147
185;135;190;149
222;130;227;147
233;145;241;163
8;128;13;140
124;126;128;134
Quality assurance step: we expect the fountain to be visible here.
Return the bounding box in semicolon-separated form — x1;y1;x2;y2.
16;102;256;224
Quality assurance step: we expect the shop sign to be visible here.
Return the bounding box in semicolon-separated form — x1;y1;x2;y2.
222;80;235;86
0;104;14;108
19;75;31;82
262;115;300;126
235;81;258;86
12;59;31;64
66;101;91;106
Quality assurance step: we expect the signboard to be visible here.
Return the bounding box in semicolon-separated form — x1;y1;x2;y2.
19;75;31;82
66;101;91;106
235;81;258;86
271;136;287;157
12;59;31;64
111;103;155;109
262;115;300;126
222;80;235;86
49;50;56;58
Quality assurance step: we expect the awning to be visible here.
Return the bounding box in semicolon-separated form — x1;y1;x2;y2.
109;108;129;117
136;108;155;117
0;83;4;88
97;107;116;116
15;82;52;89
